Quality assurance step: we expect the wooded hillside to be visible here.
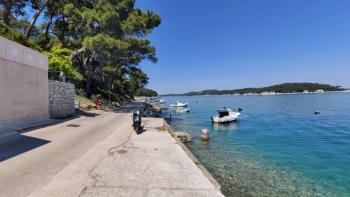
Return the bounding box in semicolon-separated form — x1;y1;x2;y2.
0;0;159;104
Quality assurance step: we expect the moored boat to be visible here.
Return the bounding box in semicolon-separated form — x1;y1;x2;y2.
211;108;240;123
174;108;190;113
170;101;188;107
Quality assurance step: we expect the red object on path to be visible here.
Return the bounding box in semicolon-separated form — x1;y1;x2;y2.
95;98;100;110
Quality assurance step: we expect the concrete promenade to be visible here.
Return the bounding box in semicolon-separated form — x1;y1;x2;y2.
28;116;224;196
0;103;142;196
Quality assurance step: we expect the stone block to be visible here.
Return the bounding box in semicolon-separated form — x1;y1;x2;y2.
49;80;76;119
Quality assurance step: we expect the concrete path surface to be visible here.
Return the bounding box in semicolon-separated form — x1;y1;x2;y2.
29;117;224;197
0;103;143;197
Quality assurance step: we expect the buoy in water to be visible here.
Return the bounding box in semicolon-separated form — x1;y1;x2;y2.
201;129;209;141
238;108;242;112
314;111;321;115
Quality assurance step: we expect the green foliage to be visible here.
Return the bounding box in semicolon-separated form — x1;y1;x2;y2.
136;88;158;97
75;95;93;105
0;21;41;50
62;0;161;97
0;0;160;103
44;45;83;83
129;67;149;93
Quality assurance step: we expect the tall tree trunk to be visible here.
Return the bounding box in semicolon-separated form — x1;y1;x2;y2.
85;73;93;98
2;0;13;26
25;4;46;39
42;15;53;49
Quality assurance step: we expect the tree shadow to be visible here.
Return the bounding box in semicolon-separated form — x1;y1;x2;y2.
17;110;101;135
77;111;100;117
112;101;145;113
0;135;50;162
0;102;148;162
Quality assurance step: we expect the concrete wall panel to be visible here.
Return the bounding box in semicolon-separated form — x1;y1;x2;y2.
0;37;48;71
0;62;11;119
0;37;49;129
0;38;5;58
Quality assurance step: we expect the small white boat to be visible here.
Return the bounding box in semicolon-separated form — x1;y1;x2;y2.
211;108;240;123
175;108;190;113
170;101;188;107
159;99;165;104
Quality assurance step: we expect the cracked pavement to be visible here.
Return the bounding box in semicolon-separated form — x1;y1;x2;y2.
1;101;223;197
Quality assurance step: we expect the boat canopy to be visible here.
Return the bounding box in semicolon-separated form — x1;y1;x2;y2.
217;109;230;118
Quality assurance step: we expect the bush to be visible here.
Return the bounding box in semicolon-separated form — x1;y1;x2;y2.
136;88;158;97
0;22;41;51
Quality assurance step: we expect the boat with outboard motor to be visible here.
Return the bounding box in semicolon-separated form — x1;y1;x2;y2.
170;101;188;107
211;108;240;123
174;108;190;113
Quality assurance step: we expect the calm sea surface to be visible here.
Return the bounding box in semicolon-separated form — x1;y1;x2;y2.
164;93;350;197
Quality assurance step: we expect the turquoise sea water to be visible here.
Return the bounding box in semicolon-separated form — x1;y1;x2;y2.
164;93;350;197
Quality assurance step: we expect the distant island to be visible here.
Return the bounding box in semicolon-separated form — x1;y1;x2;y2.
164;83;347;96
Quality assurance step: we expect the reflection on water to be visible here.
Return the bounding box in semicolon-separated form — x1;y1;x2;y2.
212;122;238;131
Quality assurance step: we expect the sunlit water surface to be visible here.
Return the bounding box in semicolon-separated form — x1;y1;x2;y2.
164;93;350;196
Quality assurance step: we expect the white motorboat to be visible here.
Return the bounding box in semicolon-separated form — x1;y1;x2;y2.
170;101;188;107
174;108;190;113
211;108;240;123
159;99;165;104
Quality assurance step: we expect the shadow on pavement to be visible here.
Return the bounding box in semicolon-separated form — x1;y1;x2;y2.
134;126;146;135
0;102;146;162
77;111;100;117
113;102;145;113
0;135;50;162
18;111;101;135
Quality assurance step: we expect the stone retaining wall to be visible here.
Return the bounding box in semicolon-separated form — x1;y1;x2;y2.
49;80;75;118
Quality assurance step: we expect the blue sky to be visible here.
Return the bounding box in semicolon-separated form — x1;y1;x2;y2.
136;0;350;94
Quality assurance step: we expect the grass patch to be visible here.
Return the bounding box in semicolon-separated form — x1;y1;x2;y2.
76;95;94;105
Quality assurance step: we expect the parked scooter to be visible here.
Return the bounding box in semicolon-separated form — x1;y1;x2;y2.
133;111;142;133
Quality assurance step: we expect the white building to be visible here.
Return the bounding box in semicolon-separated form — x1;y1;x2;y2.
260;92;276;96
